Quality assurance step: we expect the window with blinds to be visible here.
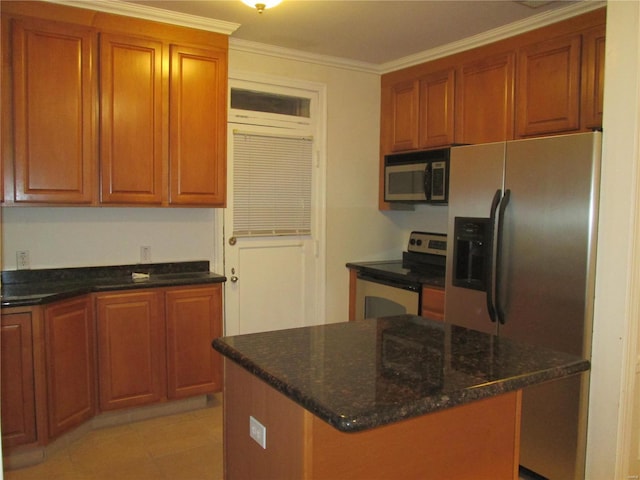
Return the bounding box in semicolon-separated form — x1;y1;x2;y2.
233;131;313;237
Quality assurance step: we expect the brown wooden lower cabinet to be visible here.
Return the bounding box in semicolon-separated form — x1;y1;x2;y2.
1;283;223;454
224;360;522;479
1;311;38;448
96;284;223;411
421;285;445;321
166;284;223;399
44;296;96;438
96;289;166;411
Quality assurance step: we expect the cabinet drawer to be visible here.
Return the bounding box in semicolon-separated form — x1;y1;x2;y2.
421;287;445;321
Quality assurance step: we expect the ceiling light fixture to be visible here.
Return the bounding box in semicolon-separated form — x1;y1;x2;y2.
241;0;282;14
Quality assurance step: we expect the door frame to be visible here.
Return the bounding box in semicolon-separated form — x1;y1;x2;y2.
214;71;327;335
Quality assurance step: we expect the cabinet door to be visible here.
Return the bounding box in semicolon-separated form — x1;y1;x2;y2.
44;296;95;439
421;286;445;322
11;18;95;204
1;312;37;448
388;79;420;152
516;34;582;137
166;284;223;398
96;290;165;411
455;52;515;144
99;34;163;204
419;69;455;148
169;44;227;206
582;26;605;130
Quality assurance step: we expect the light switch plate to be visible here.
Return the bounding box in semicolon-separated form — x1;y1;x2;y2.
249;415;266;449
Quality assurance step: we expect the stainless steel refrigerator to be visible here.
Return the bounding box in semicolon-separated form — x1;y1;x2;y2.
444;131;601;480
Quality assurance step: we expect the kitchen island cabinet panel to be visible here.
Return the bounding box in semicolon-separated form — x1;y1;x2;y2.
99;33;163;205
1;312;37;448
224;359;522;480
96;290;166;411
166;284;223;398
9;17;95;204
44;296;95;439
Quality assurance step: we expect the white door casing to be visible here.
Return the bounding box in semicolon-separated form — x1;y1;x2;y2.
223;73;326;336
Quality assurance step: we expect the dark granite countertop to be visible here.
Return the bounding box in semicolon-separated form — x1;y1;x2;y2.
1;261;226;308
213;315;589;433
346;260;445;288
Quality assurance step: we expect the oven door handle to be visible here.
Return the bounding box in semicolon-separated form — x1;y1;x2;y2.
356;272;421;292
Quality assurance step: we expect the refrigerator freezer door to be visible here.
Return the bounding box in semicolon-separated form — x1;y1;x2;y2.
445;141;505;334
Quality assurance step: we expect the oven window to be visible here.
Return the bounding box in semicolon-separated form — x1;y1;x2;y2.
365;296;409;318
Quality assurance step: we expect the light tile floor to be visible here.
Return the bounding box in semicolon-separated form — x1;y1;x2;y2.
3;395;223;480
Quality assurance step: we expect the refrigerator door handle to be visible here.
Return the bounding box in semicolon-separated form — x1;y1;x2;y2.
495;189;511;324
486;189;502;323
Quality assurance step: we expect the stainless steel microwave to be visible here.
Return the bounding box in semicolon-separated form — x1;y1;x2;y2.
384;148;450;204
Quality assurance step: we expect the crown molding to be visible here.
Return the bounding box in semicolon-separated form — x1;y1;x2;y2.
379;1;606;74
229;38;381;75
44;0;240;36
43;0;604;75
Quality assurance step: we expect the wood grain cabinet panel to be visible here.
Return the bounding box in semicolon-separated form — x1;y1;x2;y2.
1;312;37;448
516;34;582;137
169;44;227;206
421;286;445;321
44;296;95;439
166;284;223;399
418;69;455;149
9;17;95;204
96;290;165;411
582;26;605;130
455;52;516;144
99;34;163;204
388;79;420;152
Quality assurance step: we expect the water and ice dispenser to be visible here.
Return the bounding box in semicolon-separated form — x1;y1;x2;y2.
452;217;491;291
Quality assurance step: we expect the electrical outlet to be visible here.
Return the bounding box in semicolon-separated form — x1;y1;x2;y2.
16;250;30;270
140;246;151;263
249;416;266;449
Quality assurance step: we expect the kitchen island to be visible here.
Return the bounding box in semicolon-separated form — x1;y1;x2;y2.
212;315;590;479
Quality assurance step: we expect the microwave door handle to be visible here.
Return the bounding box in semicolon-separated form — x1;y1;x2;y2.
485;189;502;323
423;163;432;201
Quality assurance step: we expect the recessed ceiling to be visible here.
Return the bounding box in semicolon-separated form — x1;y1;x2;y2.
100;1;602;68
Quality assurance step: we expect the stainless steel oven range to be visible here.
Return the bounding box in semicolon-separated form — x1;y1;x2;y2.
348;232;446;321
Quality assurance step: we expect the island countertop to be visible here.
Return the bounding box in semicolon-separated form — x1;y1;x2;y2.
212;315;590;433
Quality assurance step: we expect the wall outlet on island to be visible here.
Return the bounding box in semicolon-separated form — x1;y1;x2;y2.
16;250;30;270
140;246;151;263
249;415;267;449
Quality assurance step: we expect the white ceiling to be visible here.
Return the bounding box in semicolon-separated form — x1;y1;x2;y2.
67;0;604;71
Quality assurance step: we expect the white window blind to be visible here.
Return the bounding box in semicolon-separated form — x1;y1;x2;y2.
233;131;313;237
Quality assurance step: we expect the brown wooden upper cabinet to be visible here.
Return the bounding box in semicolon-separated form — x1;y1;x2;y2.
385;69;455;152
516;34;582;137
455;53;515;145
1;3;228;207
419;69;456;148
169;44;227;206
582;25;606;130
99;33;164;205
9;17;96;204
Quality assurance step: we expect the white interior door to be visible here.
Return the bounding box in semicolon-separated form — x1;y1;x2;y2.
223;77;325;336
